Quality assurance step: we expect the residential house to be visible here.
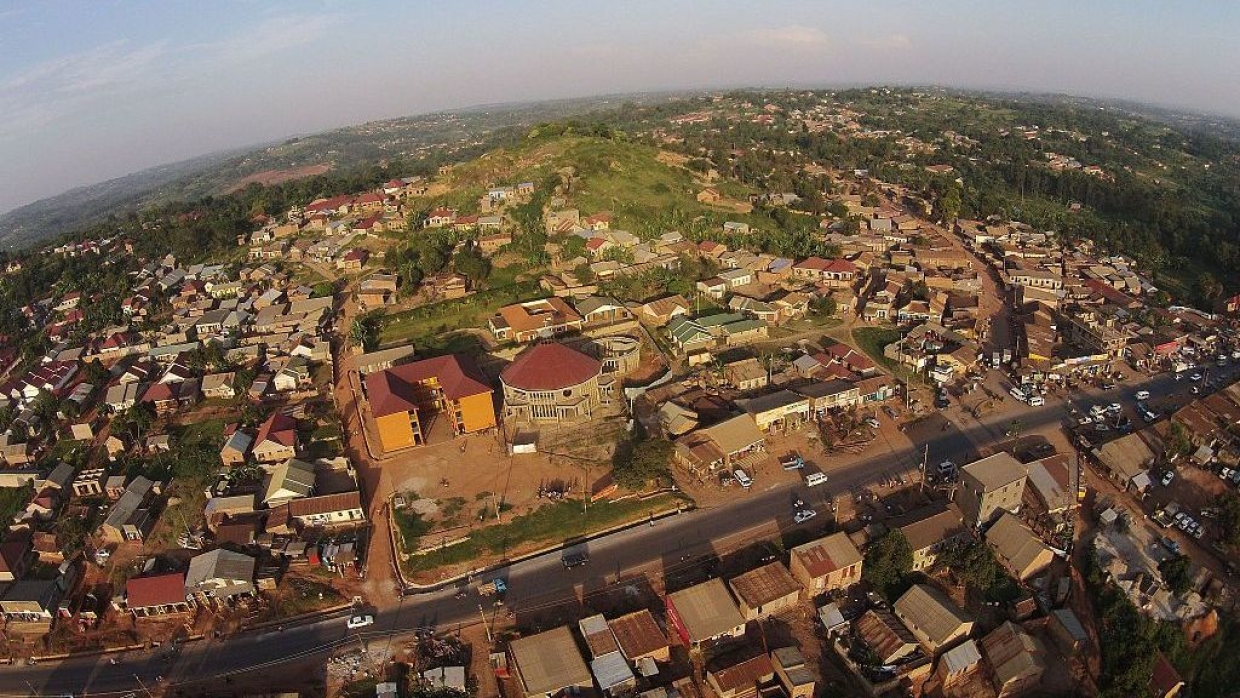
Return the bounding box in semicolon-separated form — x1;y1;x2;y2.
728;561;802;620
262;458;317;507
985;512;1055;581
287;491;365;529
253;412;298;464
219;430;252;467
99;476;157;544
957;453;1028;528
201;372;236;400
895;503;968;572
855;608;920;664
185;549;256;606
673;414;766;474
937;640;984;687
706;654;775;698
788;532;863;595
488;297;584;343
791;257;857;289
508;626;593;698
607;609;670;666
664;578;747;647
638;295;691;326
125;572;192;617
893;584;974;652
981;621;1046;697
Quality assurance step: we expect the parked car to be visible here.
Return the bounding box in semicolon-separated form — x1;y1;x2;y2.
1159;536;1181;555
733;469;753;489
865;417;881;429
347;615;374;630
1107;403;1122;413
938;460;956;476
1161;470;1175;486
562;552;589;568
1077;416;1094;426
1192;373;1203;382
1135;390;1150;401
780;454;805;470
793;509;818;524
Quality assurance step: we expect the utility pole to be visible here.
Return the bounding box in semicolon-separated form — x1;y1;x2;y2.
920;444;929;495
133;674;155;698
478;604;492;643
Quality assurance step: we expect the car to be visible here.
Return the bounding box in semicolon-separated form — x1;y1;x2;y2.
1192;373;1203;382
793;509;818;524
1143;410;1158;423
1161;470;1176;486
1221;467;1235;481
1135;390;1150;401
347;615;374;630
1220;356;1229;366
1090;405;1106;417
1159;536;1182;555
1094;423;1111;432
1009;387;1028;401
1191;524;1206;539
938;460;956;476
1174;512;1189;527
562;552;589;568
935;395;950;409
1107;403;1122;413
883;406;898;419
733;469;753;489
1077;416;1094;426
1100;382;1117;391
865;417;881;429
1175;373;1184;381
1231;350;1240;360
780;455;805;470
1192;386;1201;395
1027;395;1045;407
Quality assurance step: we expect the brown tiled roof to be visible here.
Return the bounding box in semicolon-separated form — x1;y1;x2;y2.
126;572;186;609
495;297;582;336
710;654;774;694
728;561;801;608
501;343;600;391
607;609;668;659
256;412;297;448
365;354;492;418
288;491;362;518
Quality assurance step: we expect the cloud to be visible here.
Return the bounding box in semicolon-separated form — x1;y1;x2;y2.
745;25;831;51
858;33;912;50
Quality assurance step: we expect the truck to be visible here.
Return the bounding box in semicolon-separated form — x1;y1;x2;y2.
477;578;507;596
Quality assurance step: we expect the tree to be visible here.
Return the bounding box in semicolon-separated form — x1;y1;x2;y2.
350;311;382;352
612;438;673;491
1157;554;1193;595
1166;421;1192;458
452;248;492;284
936;539;999;593
1196;272;1223;302
312;282;335;298
1217;493;1240;546
863;530;913;600
810;294;837;317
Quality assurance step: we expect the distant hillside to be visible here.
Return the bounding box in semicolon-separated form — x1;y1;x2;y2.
0;93;683;251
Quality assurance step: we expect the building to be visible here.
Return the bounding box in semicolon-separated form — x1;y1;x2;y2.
736;390;811;433
99;476;157;544
893;584;974;652
500;343;613;424
728;561;802;620
770;646;816;698
674;414;766;474
253;412;298;464
1090;432;1155;492
607;609;670;666
219;430;252;467
1047;608;1089;654
665;578;747;647
638;295;691;326
126;572;193;617
855;608;920;664
985;512;1055;581
508;626;593;698
706;654;775;698
957;452;1028;528
894;503;968;572
489;297;584;343
287;492;365;529
366;354;496;451
937;639;983;686
981;621;1046;697
262;458;316;507
185;549;256;605
788;532;863;595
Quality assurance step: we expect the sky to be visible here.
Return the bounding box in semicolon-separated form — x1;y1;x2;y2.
1;0;1238;214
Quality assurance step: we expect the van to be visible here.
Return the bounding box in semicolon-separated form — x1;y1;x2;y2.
734;469;753;489
805;472;829;487
1009;387;1027;401
1028;395;1045;407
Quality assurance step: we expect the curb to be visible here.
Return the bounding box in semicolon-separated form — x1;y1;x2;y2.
399;499;693;594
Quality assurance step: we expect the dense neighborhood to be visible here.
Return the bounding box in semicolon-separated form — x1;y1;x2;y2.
2;89;1240;698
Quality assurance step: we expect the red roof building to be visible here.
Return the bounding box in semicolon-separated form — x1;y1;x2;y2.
365;354;496;450
126;572;192;617
500;343;612;424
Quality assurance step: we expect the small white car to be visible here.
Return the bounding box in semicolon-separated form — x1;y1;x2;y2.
347;615;374;630
1090;405;1106;417
793;509;818;524
1135;390;1150;401
1077;416;1094;426
1192;373;1203;382
1161;471;1175;486
733;469;753;489
1107;403;1122;413
865;417;881;429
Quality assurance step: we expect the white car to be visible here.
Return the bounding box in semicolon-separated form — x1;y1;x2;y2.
1090;405;1106;417
1077;416;1094;426
1192;373;1203;382
865;417;881;429
733;469;753;489
793;509;818;524
1161;470;1175;486
1107;403;1122;413
347;615;374;630
1135;390;1150;401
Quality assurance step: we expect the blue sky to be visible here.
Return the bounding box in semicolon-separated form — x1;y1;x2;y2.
1;0;1237;214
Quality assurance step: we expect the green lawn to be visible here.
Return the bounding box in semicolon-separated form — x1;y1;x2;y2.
400;493;688;575
851;327;902;372
378;280;541;347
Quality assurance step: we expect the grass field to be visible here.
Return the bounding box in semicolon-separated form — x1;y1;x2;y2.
851;326;902;371
399;493;688;575
378;280;540;347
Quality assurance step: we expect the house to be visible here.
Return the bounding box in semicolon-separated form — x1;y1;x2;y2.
723;358;768;392
791;257;856;288
697;188;722;204
337;249;369;271
367;354;496;451
591;651;637;697
219;430;252;467
855;608;920;664
893;584;974;652
957;452;1028;528
508;626;593;698
489;297;584;343
937;639;983;687
201;372;237;400
0;537;31;582
1090;432;1155;493
185;549;256;605
769;646;815;698
126;572;193;617
99;476;157;544
1;578;64;626
665;578;746;647
728;561;801;620
105;382;143;413
985;512;1055;581
894;503;968;572
673;414;766;474
607;609;670;666
1047;608;1089;654
706;654;775;698
575;296;632;328
287;491;365;528
638;295;691;326
788;532;863;595
274;356;311;392
425;208;458;228
500;343;612;425
666;316;713;353
253;412;298;464
980;621;1046;697
262;458;317;507
71;468;106;497
736;390;811;433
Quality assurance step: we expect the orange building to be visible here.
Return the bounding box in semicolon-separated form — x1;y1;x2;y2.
365;354;496;452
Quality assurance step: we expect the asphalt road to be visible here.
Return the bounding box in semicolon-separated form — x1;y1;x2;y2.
5;363;1236;697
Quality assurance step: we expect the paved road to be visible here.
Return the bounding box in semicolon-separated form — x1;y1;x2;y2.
6;364;1237;696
